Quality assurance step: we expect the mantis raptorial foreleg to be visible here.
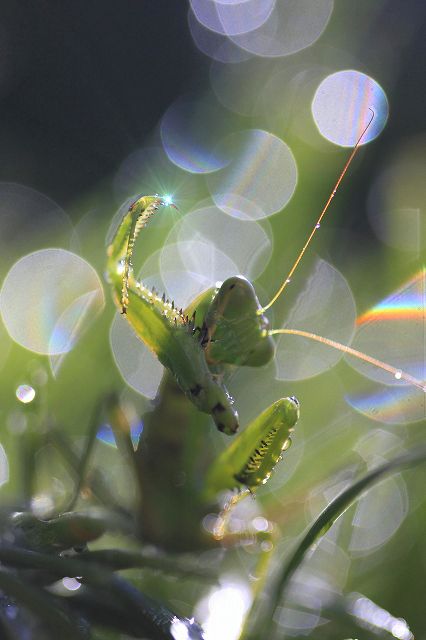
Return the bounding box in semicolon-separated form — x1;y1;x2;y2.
204;398;299;501
107;195;240;435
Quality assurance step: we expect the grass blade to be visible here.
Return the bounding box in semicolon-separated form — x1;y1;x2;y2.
250;445;426;639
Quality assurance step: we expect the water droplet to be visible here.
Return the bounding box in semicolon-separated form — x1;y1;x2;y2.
252;516;269;532
286;278;291;284
315;223;321;229
16;385;35;404
394;370;402;380
281;437;292;452
260;540;273;552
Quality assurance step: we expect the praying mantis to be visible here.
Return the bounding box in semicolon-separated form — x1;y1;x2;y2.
106;113;424;552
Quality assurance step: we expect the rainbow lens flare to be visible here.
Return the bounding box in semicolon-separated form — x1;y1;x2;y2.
346;269;426;424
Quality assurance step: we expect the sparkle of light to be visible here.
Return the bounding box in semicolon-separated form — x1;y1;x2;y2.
170;618;190;640
197;583;251;640
110;312;164;399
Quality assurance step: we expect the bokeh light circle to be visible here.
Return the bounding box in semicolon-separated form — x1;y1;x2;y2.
367;135;426;253
275;259;356;381
207;129;297;220
0;249;104;355
350;473;408;555
188;10;252;63
230;0;334;58
0;183;73;261
209;58;272;117
189;0;275;37
167;204;272;281
136;249;201;312
160;240;240;307
16;385;36;404
312;70;388;146
134;236;240;313
160;97;231;174
110;313;164;400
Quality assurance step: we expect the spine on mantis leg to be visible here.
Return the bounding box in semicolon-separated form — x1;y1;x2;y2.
108;196;162;315
106;195;239;434
204;397;299;502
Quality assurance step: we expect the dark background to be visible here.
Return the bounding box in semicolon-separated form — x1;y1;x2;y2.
1;0;424;210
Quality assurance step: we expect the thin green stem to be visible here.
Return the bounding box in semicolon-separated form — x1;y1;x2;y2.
77;548;216;580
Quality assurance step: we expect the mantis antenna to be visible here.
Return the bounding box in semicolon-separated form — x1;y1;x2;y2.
268;328;426;392
259;108;375;315
261;108;426;392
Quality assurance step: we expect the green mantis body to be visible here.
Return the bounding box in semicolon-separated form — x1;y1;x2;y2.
106;121;422;550
108;196;242;435
106;195;299;549
107;195;279;439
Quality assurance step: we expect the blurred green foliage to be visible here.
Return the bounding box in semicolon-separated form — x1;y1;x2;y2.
0;1;424;638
